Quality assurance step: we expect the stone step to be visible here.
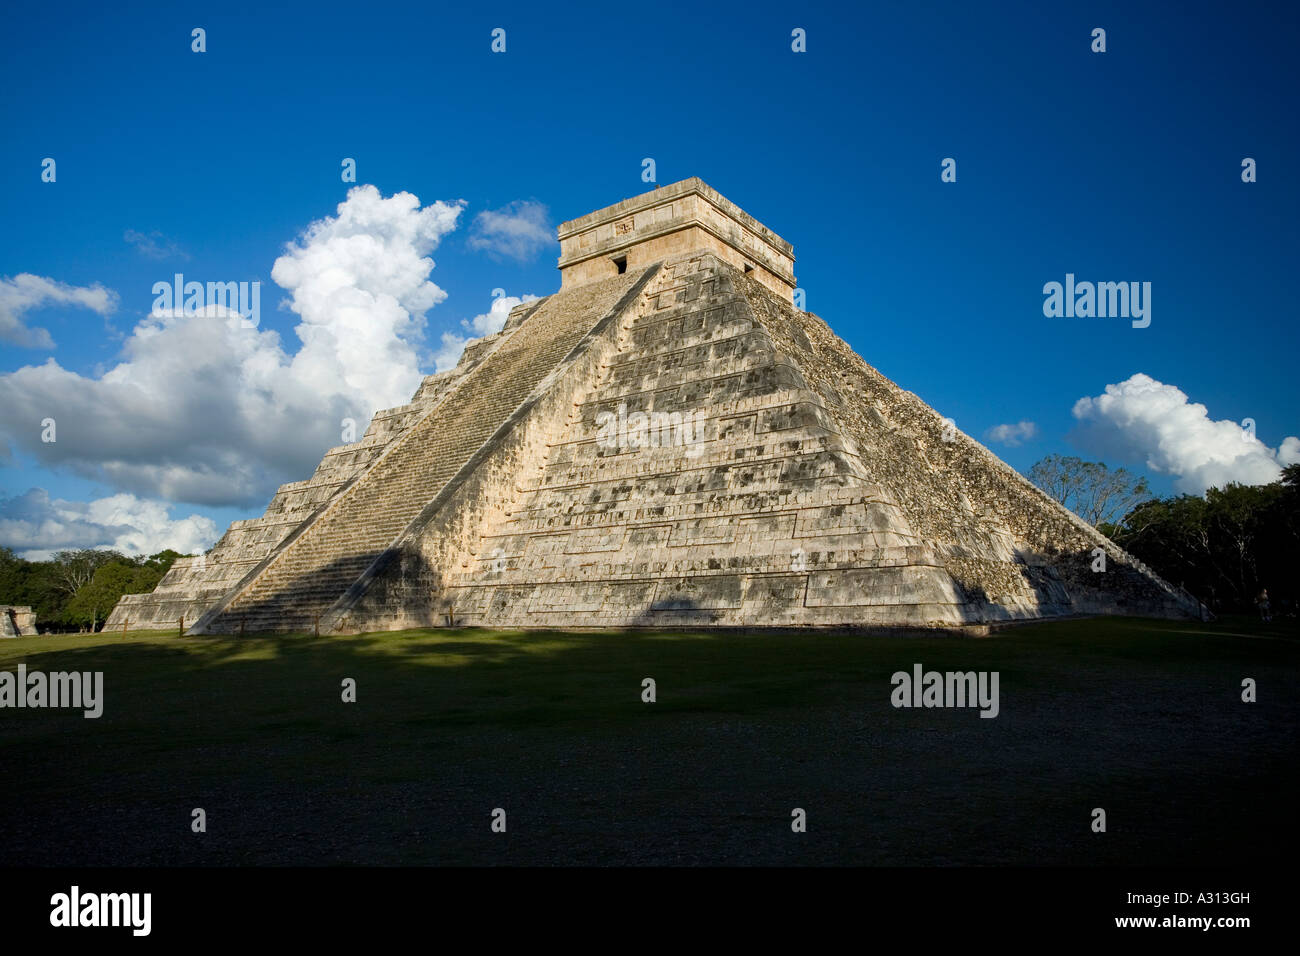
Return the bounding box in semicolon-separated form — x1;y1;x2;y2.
200;272;649;631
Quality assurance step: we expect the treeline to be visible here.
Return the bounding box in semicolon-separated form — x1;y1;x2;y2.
0;547;181;632
1107;468;1299;614
1031;456;1300;615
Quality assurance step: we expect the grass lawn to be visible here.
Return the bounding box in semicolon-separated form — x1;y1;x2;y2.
1;615;1296;866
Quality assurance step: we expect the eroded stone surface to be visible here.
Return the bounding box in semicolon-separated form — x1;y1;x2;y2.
0;605;36;637
110;180;1197;634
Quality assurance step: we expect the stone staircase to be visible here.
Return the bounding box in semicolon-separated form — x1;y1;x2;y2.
444;253;937;627
106;363;475;631
194;271;648;633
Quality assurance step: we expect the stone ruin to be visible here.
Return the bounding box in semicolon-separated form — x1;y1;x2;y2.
107;177;1197;635
1;605;37;637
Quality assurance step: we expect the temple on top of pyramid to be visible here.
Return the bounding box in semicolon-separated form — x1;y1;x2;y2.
107;178;1198;635
557;177;797;303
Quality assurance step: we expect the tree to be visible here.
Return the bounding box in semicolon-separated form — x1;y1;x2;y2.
1276;464;1300;547
52;549;123;597
63;558;169;632
0;547;74;630
1207;483;1278;604
1;548;185;633
1114;495;1218;600
1027;455;1151;527
141;550;182;575
0;546;22;600
1112;475;1298;612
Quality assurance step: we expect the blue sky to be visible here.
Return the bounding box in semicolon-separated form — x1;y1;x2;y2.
1;0;1297;557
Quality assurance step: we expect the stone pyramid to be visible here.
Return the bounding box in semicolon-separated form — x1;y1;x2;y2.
108;178;1197;635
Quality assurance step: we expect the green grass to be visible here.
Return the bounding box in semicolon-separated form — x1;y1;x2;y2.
1;616;1296;866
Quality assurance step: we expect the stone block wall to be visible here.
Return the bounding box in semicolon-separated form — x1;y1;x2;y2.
0;606;36;637
558;178;796;303
109;205;1196;633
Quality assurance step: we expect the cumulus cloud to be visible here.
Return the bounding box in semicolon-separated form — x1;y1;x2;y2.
467;200;552;261
1280;436;1300;466
0;186;464;509
1071;373;1299;494
124;228;189;261
433;291;539;372
0;273;117;348
272;184;465;410
0;488;217;561
984;420;1039;447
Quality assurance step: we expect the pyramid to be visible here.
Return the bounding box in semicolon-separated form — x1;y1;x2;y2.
108;178;1197;634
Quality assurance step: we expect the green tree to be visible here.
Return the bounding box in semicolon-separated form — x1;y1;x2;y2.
1115;495;1217;598
63;558;169;632
1207;483;1279;604
52;549;123;597
141;550;182;575
1113;474;1298;612
0;546;23;601
0;548;74;631
2;547;186;632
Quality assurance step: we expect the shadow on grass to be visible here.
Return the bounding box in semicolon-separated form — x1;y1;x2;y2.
0;616;1296;866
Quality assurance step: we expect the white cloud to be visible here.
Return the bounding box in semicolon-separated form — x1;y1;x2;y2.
124;229;189;261
984;420;1039;447
1280;436;1300;466
0;273;117;348
0;186;464;509
433;291;538;372
467;200;552;261
0;488;217;560
271;184;465;411
1071;373;1298;494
